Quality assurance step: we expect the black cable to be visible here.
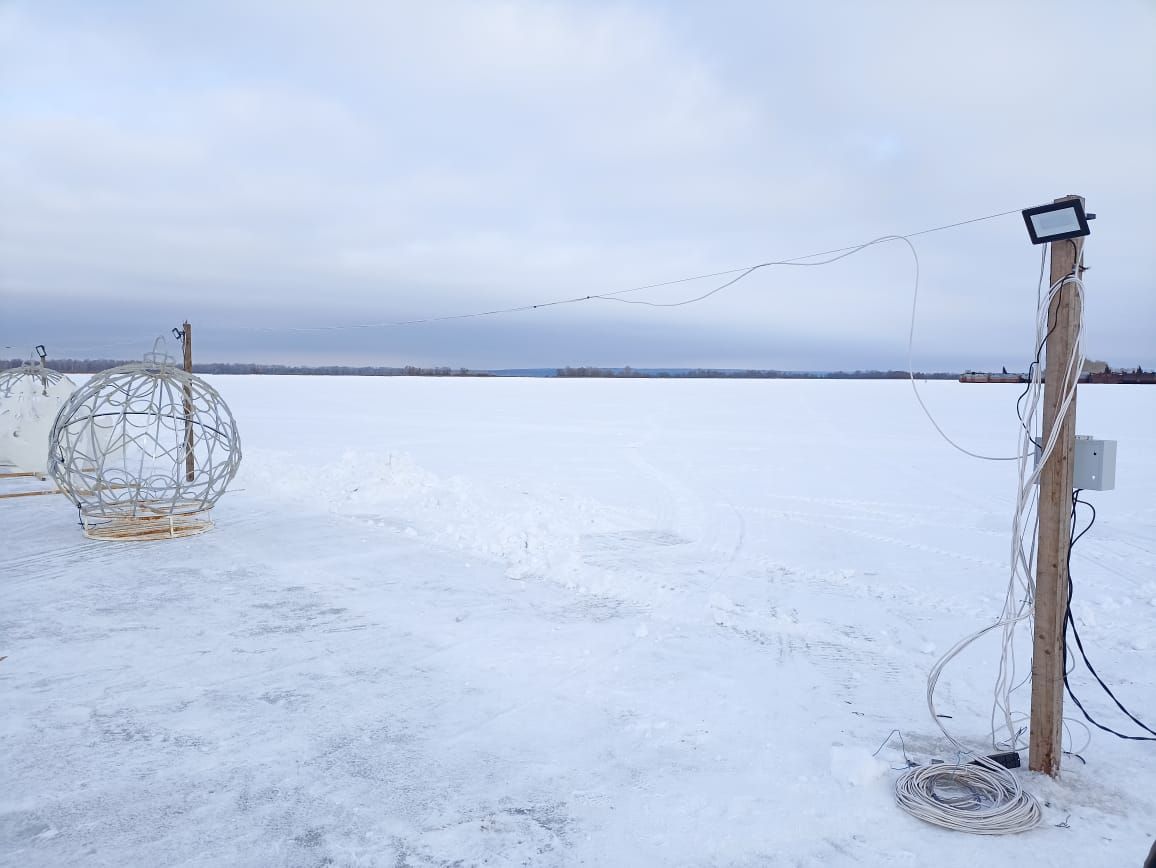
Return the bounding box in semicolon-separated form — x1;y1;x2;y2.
1063;490;1156;741
1015;246;1081;448
1015;311;1059;449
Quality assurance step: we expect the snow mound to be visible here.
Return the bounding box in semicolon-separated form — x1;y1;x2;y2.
829;745;889;788
242;449;625;583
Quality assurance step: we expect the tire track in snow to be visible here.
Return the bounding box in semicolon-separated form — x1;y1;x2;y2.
736;495;1011;540
761;509;1004;570
622;444;747;594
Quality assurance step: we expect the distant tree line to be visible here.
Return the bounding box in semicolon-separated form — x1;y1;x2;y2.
18;359;1148;381
557;366;649;378
555;366;960;380
1;358;137;374
1;359;490;377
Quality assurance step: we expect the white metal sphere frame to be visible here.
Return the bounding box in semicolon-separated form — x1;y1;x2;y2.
0;357;73;401
0;356;78;473
49;341;242;540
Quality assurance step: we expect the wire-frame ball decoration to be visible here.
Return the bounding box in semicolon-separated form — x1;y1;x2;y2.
0;354;77;473
49;340;242;541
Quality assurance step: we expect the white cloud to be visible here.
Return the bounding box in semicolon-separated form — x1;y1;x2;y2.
0;0;1153;366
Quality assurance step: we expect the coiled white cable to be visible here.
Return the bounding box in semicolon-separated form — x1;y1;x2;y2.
895;760;1042;835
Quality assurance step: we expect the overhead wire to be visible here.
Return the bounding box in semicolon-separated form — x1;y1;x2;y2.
18;207;1035;466
603;234;916;309
219;207;1028;465
599;227;1026;462
7;205;1042;480
222;206;1024;333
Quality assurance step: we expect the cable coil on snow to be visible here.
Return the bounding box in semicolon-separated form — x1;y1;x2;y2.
48;338;241;540
894;760;1041;835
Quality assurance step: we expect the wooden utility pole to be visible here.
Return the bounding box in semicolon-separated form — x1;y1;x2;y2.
1028;195;1086;777
182;321;195;482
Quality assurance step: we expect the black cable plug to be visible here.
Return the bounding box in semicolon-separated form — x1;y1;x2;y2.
971;751;1022;770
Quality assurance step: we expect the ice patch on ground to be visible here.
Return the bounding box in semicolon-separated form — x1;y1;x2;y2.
400;806;569;867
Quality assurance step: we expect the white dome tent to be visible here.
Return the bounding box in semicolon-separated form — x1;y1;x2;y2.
0;349;77;475
49;338;242;540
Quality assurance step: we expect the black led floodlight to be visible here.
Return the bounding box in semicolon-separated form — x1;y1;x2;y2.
1022;199;1091;245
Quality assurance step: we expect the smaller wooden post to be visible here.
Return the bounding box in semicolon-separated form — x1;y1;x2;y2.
182;321;195;482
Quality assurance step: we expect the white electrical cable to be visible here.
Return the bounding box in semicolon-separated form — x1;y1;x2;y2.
197;207;1025;336
896;243;1087;835
621;231;1032;464
991;254;1087;744
895;761;1041;835
904;246;1026;462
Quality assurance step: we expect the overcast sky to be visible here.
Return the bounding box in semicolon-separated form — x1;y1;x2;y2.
1;0;1153;369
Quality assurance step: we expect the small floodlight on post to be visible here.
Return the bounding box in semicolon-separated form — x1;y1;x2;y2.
1021;199;1094;245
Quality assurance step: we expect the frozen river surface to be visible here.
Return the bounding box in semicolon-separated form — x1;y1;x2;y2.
2;378;1154;866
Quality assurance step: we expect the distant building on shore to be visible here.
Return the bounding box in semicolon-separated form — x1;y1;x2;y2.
960;360;1154;384
959;368;1024;383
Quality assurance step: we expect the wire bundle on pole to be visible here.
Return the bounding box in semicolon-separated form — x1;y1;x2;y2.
983;249;1086;751
892;245;1087;835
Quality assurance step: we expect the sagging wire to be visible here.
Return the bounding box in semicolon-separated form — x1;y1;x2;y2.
607;230;1026;463
16;207;1033;466
222;206;1024;334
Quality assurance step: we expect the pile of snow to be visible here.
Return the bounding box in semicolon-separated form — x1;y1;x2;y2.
243;448;634;583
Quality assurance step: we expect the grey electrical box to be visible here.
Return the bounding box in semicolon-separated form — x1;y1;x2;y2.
1073;437;1116;491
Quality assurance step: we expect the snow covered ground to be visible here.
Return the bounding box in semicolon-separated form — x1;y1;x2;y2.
2;377;1154;867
